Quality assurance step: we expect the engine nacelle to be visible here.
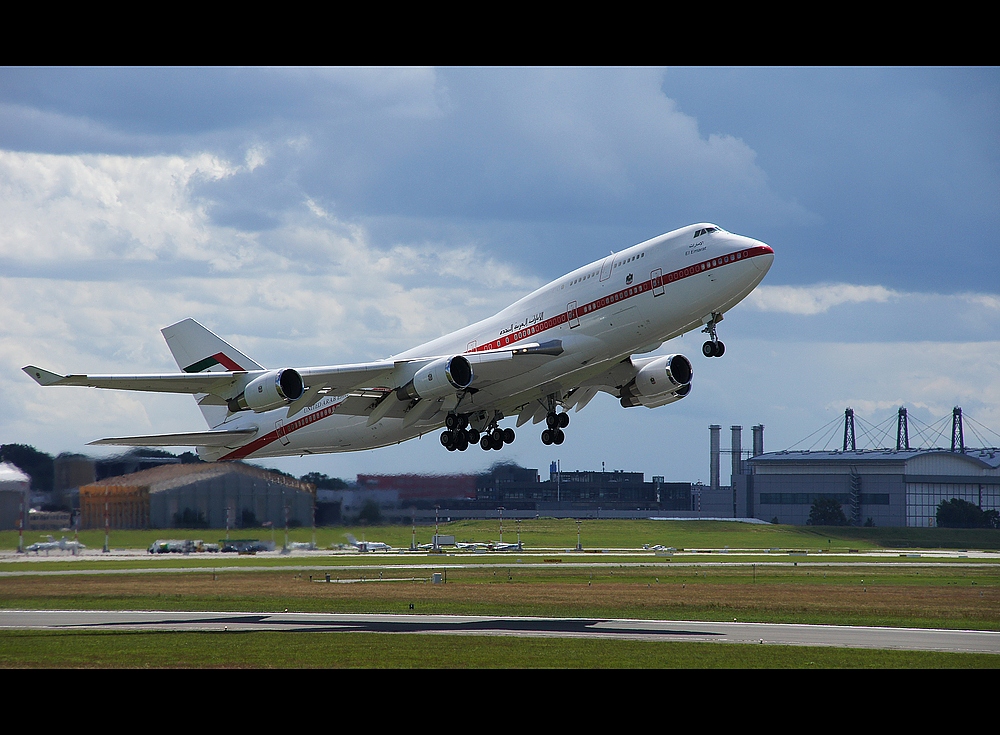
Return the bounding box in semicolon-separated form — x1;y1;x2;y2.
620;354;692;408
632;354;692;396
621;382;690;408
229;368;304;413
396;355;474;402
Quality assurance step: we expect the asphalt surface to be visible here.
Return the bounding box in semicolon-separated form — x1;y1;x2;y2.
2;610;999;654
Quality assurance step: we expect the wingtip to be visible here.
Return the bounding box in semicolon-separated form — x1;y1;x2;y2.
23;366;66;386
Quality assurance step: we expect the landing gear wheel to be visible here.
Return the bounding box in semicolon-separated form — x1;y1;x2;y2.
546;413;559;429
541;429;553;445
703;341;717;358
503;427;515;444
455;433;469;451
467;429;480;445
557;412;569;429
440;431;453;447
553;428;565;445
715;341;725;357
481;435;492;450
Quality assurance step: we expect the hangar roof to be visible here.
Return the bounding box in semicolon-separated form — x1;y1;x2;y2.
750;448;1000;472
81;461;313;495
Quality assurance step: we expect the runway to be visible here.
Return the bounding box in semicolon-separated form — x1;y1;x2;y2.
2;610;998;654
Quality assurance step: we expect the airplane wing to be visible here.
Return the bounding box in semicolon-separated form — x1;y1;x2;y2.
87;428;259;447
23;366;245;394
24;340;566;421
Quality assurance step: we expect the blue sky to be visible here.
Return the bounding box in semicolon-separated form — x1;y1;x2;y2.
2;67;998;484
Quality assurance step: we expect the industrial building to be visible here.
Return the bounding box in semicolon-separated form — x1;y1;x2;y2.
79;462;315;530
0;463;30;530
730;408;1000;527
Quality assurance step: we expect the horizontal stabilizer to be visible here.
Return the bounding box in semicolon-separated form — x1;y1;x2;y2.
87;428;258;448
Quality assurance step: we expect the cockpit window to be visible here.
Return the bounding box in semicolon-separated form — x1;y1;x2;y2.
693;226;721;238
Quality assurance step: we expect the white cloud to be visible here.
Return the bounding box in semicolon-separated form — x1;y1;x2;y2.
0;148;542;456
747;283;900;315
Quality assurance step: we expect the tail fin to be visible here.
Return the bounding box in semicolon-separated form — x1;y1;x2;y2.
161;319;265;428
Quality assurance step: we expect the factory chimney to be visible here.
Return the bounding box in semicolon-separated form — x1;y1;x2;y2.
752;424;765;457
709;425;721;490
731;425;743;482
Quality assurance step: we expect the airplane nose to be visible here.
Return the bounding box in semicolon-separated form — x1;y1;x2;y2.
753;242;774;273
737;236;773;274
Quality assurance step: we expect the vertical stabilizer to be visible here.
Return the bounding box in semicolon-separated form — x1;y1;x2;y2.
161;319;265;428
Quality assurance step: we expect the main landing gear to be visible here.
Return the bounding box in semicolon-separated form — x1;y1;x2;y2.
540;395;570;445
701;312;725;358
541;410;569;445
440;412;514;452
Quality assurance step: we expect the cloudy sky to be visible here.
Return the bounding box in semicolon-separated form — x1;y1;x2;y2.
2;66;998;484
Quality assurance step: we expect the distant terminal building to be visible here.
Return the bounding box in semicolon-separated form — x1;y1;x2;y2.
79;462;315;530
321;463;700;522
732;407;1000;527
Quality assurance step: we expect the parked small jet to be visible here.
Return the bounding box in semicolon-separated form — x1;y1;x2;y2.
26;535;86;554
346;534;392;553
24;223;772;460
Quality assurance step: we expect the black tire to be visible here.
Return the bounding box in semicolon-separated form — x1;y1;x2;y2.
557;412;569;428
553;428;565;445
440;431;452;447
715;341;725;357
546;413;559;429
481;436;492;450
702;341;716;358
456;434;469;451
445;414;458;430
541;429;553;445
491;437;503;450
467;429;480;444
503;428;515;444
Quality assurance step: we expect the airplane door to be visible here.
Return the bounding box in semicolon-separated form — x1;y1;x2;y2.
567;301;580;329
467;340;477;352
651;268;664;297
275;419;290;446
599;253;615;282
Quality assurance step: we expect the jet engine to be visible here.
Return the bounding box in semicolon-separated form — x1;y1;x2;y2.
619;354;692;408
396;355;474;402
228;368;304;413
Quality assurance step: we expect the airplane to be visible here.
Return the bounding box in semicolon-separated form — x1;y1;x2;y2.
26;535;86;554
23;223;773;460
345;534;392;553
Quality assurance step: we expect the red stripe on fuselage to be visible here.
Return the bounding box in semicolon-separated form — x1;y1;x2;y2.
220;400;342;461
218;245;770;459
472;245;771;352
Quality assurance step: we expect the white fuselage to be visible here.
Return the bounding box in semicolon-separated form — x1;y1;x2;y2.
207;224;773;461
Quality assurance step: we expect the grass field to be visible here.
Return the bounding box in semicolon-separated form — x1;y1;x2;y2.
3;520;999;668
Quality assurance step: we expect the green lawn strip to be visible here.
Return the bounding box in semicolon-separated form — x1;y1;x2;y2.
0;629;995;668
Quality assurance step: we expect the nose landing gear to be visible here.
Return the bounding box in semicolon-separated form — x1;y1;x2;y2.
701;312;725;358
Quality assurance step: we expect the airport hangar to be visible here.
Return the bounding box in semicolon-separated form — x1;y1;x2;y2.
729;410;1000;527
